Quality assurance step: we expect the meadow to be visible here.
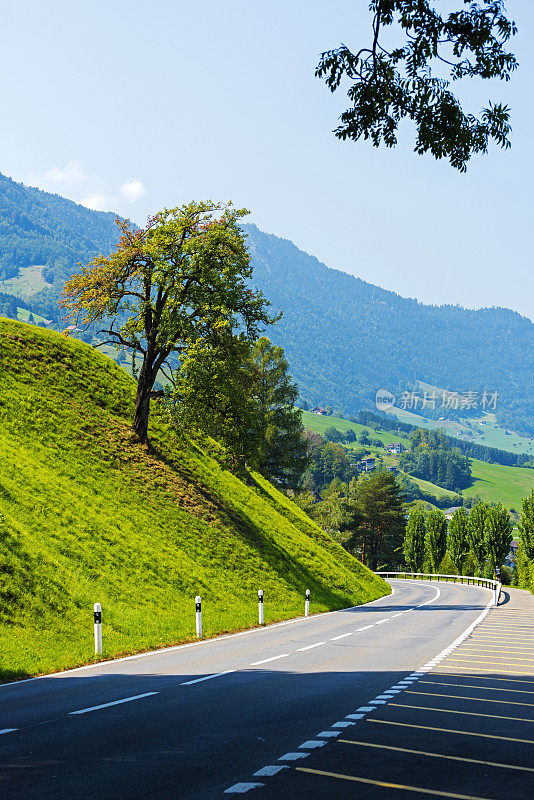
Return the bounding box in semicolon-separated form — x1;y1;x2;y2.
0;319;387;682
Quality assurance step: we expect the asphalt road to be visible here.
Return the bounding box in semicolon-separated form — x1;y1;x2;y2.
2;579;528;800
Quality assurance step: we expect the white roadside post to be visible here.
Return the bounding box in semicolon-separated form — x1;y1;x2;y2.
93;603;102;655
305;589;310;617
494;582;501;606
258;589;264;625
195;596;202;639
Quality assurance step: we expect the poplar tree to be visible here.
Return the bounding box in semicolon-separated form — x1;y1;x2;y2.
403;508;426;572
447;507;470;574
518;490;534;560
425;509;448;573
484;503;513;575
468;503;489;575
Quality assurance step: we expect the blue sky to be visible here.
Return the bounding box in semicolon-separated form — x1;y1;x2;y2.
1;1;532;319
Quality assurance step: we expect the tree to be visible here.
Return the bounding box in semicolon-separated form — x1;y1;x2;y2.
251;337;309;488
171;331;260;472
468;502;489;574
425;509;448;573
518;490;534;560
484;503;513;575
324;426;343;443
447;507;470;574
343;470;406;570
316;1;517;171
60;202;275;442
403;508;426;572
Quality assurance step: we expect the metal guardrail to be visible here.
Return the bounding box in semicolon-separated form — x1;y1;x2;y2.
375;571;501;606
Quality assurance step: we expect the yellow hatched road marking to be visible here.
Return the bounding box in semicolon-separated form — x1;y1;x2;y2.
437;665;534;676
405;690;534;707
368;718;534;744
446;654;534;664
295;767;498;800
443;657;534;668
337;739;534;773
390;702;534;722
420;680;534;695
458;648;534;655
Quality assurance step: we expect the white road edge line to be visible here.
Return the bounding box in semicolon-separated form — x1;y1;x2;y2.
223;583;492;790
0;728;17;735
69;691;159;715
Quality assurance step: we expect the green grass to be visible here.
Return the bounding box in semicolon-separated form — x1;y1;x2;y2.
0;319;388;682
16;307;51;325
301;410;533;511
301;410;411;448
465;459;534;511
1;264;52;298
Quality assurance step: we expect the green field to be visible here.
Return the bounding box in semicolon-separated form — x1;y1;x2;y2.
1;264;52;298
0;319;388;682
466;459;534;511
16;306;51;325
301;410;411;449
301;409;534;511
384;401;534;456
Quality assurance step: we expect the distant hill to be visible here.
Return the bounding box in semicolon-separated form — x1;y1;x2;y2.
244;224;534;436
0;172;119;319
0;172;531;435
0;318;386;681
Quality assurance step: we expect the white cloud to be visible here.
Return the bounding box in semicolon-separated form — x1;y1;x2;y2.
45;159;91;184
80;191;116;212
120;178;146;203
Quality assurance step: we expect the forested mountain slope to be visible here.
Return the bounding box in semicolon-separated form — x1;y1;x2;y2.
244;225;534;434
0;172;531;434
0;172;119;319
0;318;386;681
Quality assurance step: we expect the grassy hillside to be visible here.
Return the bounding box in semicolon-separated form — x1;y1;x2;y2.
465;459;534;511
301;410;534;511
0;319;388;682
301;410;411;448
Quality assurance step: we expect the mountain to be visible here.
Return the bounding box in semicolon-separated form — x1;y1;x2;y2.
0;318;385;681
244;224;534;435
0;172;531;435
0;172;119;320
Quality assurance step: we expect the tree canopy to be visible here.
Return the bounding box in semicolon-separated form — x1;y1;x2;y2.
316;0;517;171
60;201;275;442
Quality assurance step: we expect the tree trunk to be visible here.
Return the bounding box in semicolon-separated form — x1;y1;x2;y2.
133;358;154;442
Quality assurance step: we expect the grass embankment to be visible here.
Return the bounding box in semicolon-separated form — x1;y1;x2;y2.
0;319;388;682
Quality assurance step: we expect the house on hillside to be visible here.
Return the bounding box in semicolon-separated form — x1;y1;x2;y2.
311;406;327;415
444;506;467;521
358;456;376;473
386;442;405;454
387;465;398;476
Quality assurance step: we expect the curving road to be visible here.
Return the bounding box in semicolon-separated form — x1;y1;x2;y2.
0;580;508;799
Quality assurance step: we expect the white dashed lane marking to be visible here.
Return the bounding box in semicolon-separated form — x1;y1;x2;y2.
249;654;291;666
69;692;159;715
296;642;326;652
0;728;17;735
180;670;236;686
